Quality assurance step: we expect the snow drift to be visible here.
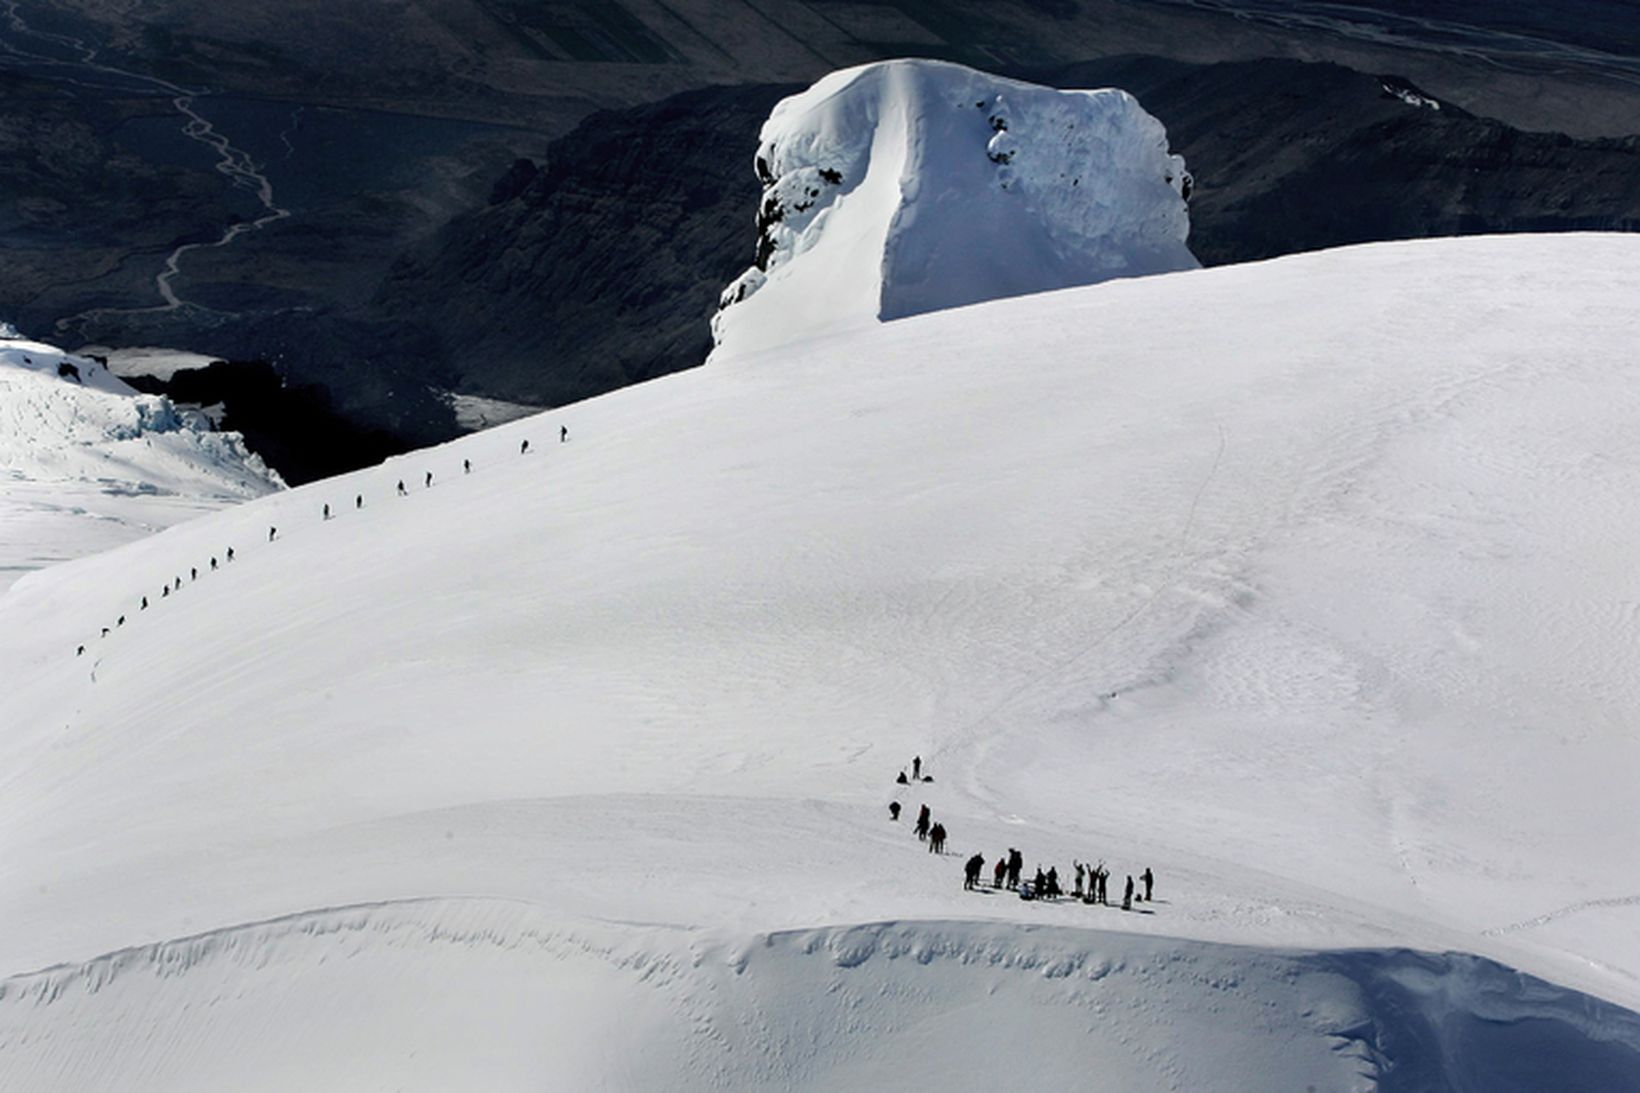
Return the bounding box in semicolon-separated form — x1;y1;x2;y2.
6;904;1638;1092
5;236;1640;1086
0;326;281;590
711;59;1197;360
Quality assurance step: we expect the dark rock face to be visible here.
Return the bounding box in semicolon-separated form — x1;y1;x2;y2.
123;360;411;486
366;61;1640;411
368;84;798;407
1047;56;1640;266
488;160;541;206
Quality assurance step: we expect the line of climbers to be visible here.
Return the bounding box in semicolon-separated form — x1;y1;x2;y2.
76;426;569;659
888;753;1158;911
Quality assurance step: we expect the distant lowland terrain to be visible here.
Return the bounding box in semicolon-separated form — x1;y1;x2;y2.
2;0;1639;474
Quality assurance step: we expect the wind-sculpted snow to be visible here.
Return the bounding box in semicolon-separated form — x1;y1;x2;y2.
0;328;281;590
4;904;1637;1091
712;59;1197;360
6;237;1640;1085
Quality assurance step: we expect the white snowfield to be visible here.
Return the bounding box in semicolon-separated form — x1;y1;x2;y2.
0;328;282;592
4;236;1640;1088
712;59;1197;361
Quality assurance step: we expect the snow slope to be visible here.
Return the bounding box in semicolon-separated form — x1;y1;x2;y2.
0;327;281;591
4;236;1640;1087
711;59;1197;360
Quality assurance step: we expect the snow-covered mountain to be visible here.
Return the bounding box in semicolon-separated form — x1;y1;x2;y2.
711;60;1197;361
5;236;1640;1088
0;327;282;591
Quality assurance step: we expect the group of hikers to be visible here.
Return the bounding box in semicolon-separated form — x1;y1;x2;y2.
890;755;1158;912
896;754;933;787
890;756;949;849
77;546;238;654
990;857;1155;909
77;427;567;659
909;803;947;853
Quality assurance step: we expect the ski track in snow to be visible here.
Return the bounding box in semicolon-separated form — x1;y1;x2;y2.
0;2;291;329
940;415;1228;801
1487;894;1640;937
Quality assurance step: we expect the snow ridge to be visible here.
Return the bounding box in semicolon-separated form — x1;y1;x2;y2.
6;905;1639;1091
712;59;1198;360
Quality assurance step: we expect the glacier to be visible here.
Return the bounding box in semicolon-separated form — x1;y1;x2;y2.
0;326;282;591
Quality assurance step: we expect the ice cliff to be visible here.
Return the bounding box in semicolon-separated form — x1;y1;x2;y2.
711;59;1198;360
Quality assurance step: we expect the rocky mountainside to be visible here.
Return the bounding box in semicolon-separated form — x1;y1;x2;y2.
28;0;1640;138
1051;56;1640;266
122;360;410;486
0;71;238;313
369;84;794;405
366;56;1640;408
